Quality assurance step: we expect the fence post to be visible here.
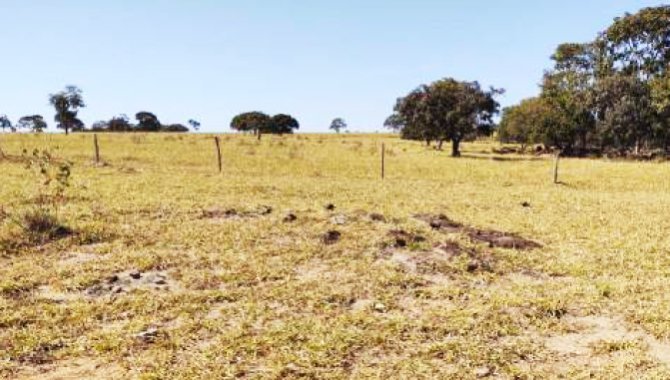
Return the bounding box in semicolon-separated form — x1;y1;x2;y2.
94;134;100;164
381;142;385;180
214;136;222;173
553;151;561;184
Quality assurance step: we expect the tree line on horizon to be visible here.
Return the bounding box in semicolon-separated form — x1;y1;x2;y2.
0;87;352;136
0;86;203;134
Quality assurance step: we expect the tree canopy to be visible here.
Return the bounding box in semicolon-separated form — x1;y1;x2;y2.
0;115;13;132
49;86;85;135
329;118;347;133
18;115;47;133
499;5;670;157
230;112;270;135
387;78;502;156
269;114;300;134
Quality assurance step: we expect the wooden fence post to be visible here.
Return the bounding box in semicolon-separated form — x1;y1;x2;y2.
214;136;222;173
94;134;100;164
381;143;385;180
553;151;561;184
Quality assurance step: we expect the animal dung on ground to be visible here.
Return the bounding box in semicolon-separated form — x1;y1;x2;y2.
324;203;336;211
283;213;298;223
414;213;462;232
322;230;341;245
369;213;386;222
388;229;425;248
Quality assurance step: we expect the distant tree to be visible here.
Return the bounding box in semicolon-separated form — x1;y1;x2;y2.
392;78;503;156
91;120;109;131
49;86;85;135
18;115;47;133
230;112;271;139
108;114;132;132
269;114;299;134
135;111;161;131
188;119;201;131
0;115;13;132
498;97;550;150
163;124;190;132
329;118;347;133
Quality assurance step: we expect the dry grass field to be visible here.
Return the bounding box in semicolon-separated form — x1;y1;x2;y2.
2;133;670;379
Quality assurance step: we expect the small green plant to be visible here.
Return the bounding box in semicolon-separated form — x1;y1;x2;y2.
14;149;74;242
23;148;72;208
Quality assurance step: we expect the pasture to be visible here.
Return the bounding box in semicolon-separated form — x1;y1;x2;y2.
2;133;670;379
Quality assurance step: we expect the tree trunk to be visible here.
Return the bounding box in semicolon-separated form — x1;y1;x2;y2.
257;131;262;141
437;140;444;150
451;139;461;157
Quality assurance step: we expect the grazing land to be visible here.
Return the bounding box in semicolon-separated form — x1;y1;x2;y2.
2;133;670;379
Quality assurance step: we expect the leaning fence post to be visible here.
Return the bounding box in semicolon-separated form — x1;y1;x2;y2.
553;151;561;184
94;134;100;164
381;142;385;180
214;136;222;173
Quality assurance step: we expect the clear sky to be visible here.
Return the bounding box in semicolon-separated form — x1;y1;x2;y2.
0;0;666;133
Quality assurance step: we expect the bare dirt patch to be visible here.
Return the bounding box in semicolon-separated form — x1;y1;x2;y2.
378;241;494;276
546;315;670;366
35;286;81;304
85;270;177;297
16;357;124;380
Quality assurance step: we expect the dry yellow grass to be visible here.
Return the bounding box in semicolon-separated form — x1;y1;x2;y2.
2;133;670;379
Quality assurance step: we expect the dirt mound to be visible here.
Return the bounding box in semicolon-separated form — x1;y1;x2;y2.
322;230;341;245
466;229;541;250
415;213;541;250
414;214;462;232
200;205;273;220
388;230;426;248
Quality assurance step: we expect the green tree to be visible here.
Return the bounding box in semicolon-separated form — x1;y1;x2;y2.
18;115;47;133
603;6;670;79
135;111;161;131
270;114;299;134
230;112;271;138
593;74;654;154
49;86;85;135
0;115;13;132
392;78;502;156
109;114;132;132
498;97;550;150
329;118;347;133
163;124;189;132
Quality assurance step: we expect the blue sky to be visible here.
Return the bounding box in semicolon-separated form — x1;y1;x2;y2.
0;0;666;132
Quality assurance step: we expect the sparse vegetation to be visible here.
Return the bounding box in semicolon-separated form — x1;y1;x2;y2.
1;133;670;378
